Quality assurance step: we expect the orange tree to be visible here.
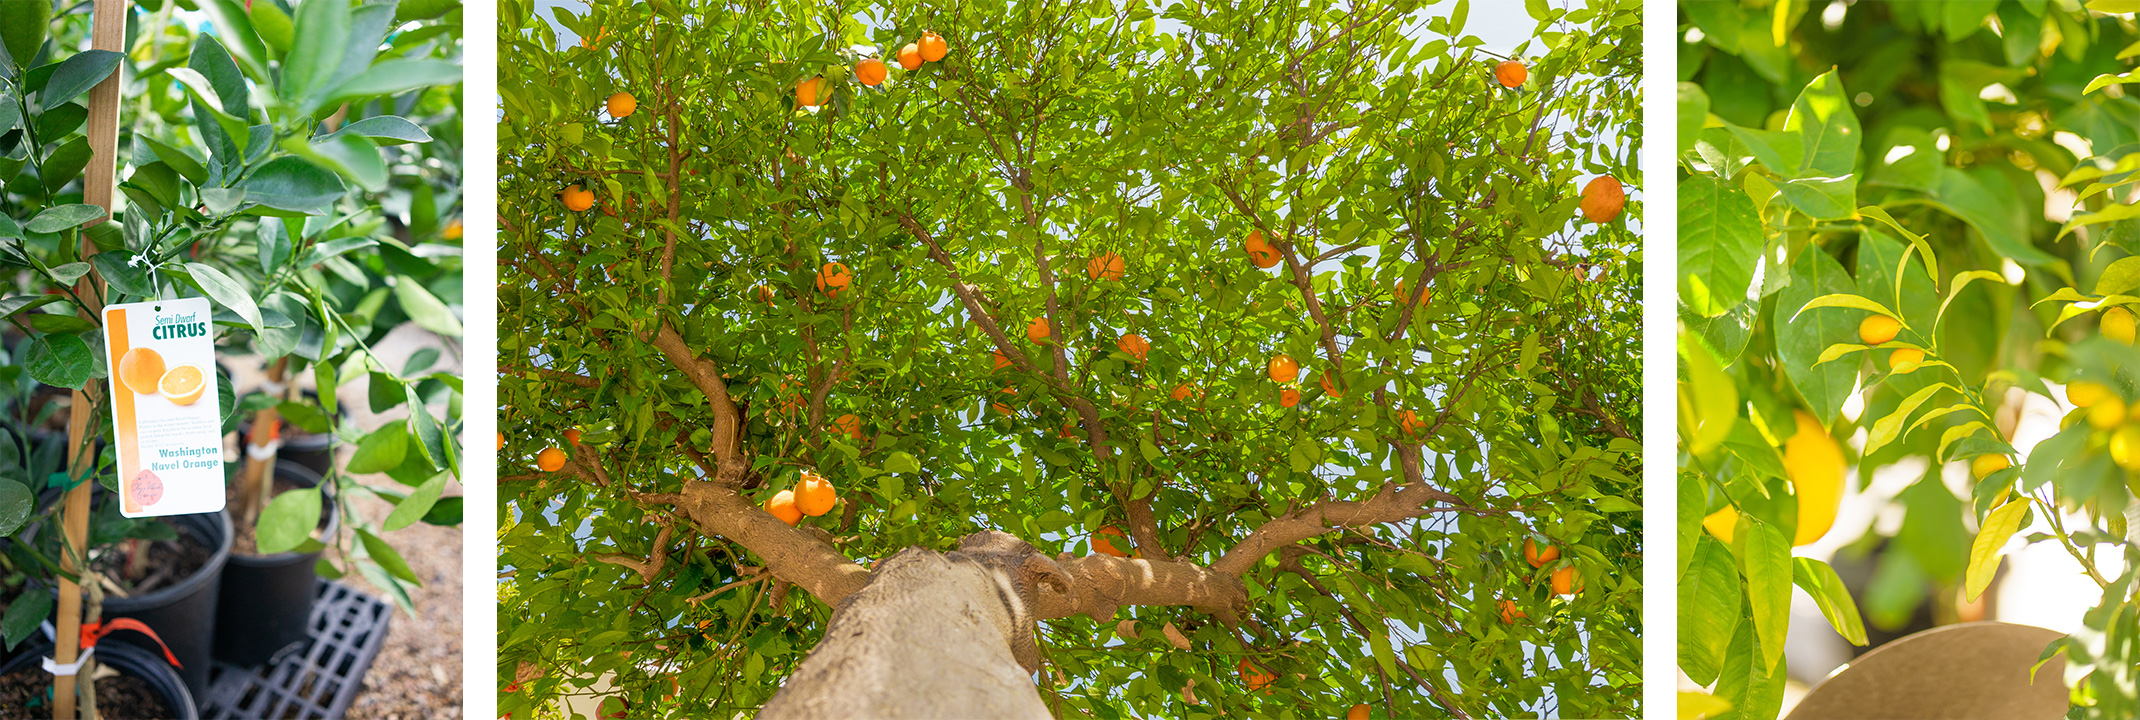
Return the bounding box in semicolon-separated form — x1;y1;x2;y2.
1677;1;2140;718
497;0;1641;717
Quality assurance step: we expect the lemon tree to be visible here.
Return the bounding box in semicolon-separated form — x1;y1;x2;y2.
1677;1;2140;717
498;0;1642;717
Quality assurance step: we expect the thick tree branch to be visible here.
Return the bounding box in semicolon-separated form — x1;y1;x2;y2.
649;320;747;486
1211;482;1465;576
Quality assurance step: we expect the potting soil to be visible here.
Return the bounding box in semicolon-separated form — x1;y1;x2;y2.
0;666;172;718
89;520;212;597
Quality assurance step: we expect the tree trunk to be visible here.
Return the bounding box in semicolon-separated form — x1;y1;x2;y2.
759;546;1052;719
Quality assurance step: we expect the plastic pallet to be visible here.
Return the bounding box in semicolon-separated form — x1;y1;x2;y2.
199;580;393;720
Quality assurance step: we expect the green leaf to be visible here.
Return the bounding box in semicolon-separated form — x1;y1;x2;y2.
239;156;347;214
358;528;422;584
40;49;121;112
1678;82;1710;156
187;35;249;117
0;480;32;536
1790;293;1898;321
1678;536;1741;686
256;486;322;554
1784;70;1860;177
26;204;107;233
1966;499;2029;602
323;59;461;106
323;116;434;145
1792;557;1868;646
393;276;462;337
347;422;409;474
1741;518;1792;671
280;0;350;108
25;333;93;389
1;589;50;651
1679;175;1763;317
1679;330;1738;457
248;2;296;54
183;263;264;334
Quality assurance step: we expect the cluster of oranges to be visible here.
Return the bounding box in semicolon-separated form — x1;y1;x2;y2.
765;470;840;525
799;31;948;108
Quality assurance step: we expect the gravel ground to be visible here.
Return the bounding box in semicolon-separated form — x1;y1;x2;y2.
226;322;463;719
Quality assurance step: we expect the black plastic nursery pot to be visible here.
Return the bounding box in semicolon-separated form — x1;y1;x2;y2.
0;633;201;719
98;510;232;699
214;460;338;668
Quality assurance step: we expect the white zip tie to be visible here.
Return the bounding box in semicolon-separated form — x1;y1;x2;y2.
42;646;94;676
259;380;289;396
246;439;283;461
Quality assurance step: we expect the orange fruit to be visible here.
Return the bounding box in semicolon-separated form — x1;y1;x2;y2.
1243;230;1280;268
606;92;636;119
537;447;568;472
816;262;851;297
442;218;463;240
117;347;166;395
918;31;947;62
754;285;776;303
2105;307;2137;344
1027;316;1052;343
566;428;582;445
1971;454;2011;480
1318;372;1342;399
1398;409;1426;436
795;472;837;516
833;413;862;442
897;43;923;70
497;432;504;451
1498;599;1525;624
1552;565;1582;596
1523;538;1559;568
158;364;206;406
1348;703;1370;720
993;386;1017;415
1238;659;1275;692
795;77;827;107
1267;354;1299;383
1170;384;1197;402
1091;526;1130;557
766;490;803;526
1394;279;1424;306
856;58;888;86
1890;347;1925;373
1087;252;1125;281
561;185;594;212
1858;315;1901;345
1494;59;1527;88
1118;333;1149;362
1580;175;1625;223
1279;387;1301;408
993;351;1013;370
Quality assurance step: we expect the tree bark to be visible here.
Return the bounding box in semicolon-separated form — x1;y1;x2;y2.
760;546;1052;719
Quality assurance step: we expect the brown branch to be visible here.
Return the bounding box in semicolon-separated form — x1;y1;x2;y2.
595;516;677;585
1032;554;1245;623
649;320;746;486
1211;482;1466;576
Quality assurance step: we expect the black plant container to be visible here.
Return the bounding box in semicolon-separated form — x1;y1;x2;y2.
98;510;232;698
0;633;201;719
213;460;338;668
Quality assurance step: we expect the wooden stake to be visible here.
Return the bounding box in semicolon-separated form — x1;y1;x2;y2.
57;0;128;716
238;358;289;526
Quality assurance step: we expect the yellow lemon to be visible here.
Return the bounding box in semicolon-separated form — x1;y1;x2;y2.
2069;381;2114;408
1784;410;1844;546
1702;507;1739;545
2113;426;2140;471
1970;454;2010;480
2106;307;2137;344
2089;397;2128;430
1859;315;1901;345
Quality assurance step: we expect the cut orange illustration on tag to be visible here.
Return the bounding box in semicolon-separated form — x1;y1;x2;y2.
103;297;225;517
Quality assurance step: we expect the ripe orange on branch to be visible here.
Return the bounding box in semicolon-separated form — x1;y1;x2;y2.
856;58;888;86
897;43;923;70
795;472;837;516
766;490;803;526
606;92;636;119
565;428;582;445
1279;387;1301;408
560;185;594;212
1494;59;1527;88
816;262;851;297
1858;314;1901;345
1027;316;1052;343
795;77;828;107
1551;565;1582;596
918;31;948;62
1118;333;1149;362
1398;409;1426;436
1242;230;1280;268
1267;354;1298;383
1498;599;1526;624
2106;307;2137;344
1238;659;1275;692
1087;252;1125;281
1091;526;1130;557
1523;538;1559;568
1580;175;1625;223
538;447;568;472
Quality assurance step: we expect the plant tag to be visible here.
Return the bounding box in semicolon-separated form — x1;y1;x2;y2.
102;297;225;517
